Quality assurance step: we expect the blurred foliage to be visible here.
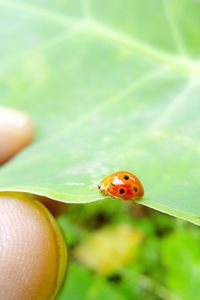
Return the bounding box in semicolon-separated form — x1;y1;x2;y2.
74;223;143;275
57;200;200;300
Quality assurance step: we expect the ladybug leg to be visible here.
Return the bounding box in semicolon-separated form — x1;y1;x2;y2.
131;201;137;207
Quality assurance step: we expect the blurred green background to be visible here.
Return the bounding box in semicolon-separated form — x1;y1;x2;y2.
0;0;200;299
56;201;200;300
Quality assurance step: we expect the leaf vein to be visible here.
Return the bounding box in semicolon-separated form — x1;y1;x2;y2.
87;20;194;73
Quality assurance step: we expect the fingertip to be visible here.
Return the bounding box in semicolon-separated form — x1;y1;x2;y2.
0;193;67;300
0;107;34;164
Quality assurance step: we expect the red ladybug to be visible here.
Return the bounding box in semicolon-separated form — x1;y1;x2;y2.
98;171;144;201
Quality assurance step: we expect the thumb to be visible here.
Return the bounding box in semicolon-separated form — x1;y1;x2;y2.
0;193;67;300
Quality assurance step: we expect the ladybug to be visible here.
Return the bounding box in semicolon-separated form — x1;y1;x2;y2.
98;171;144;201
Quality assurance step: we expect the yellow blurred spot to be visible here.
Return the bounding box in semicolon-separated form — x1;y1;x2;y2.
74;224;143;275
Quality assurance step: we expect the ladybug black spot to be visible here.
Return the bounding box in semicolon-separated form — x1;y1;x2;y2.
124;175;129;180
98;185;101;189
120;188;125;194
133;187;138;192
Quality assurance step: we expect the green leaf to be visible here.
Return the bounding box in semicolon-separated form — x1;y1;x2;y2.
0;0;200;225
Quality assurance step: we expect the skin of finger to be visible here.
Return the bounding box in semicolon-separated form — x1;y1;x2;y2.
0;107;34;164
38;196;70;217
0;193;67;300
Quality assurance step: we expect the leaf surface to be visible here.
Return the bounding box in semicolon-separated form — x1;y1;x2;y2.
0;0;200;225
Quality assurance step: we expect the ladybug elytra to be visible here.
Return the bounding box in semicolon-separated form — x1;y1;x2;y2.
98;171;144;201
